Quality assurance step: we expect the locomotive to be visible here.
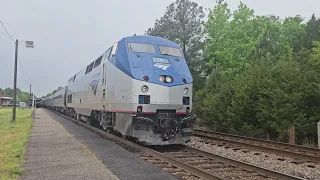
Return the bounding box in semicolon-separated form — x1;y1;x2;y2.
42;35;195;145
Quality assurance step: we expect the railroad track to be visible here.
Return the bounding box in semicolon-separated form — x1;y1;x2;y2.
46;109;304;180
194;129;320;164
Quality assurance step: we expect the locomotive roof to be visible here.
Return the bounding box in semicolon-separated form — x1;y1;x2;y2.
122;35;181;48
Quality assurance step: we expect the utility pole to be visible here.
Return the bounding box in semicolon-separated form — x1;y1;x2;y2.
11;39;18;122
11;40;34;122
31;93;35;118
29;84;32;109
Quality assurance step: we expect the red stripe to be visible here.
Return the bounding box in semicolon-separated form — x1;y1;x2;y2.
70;107;187;115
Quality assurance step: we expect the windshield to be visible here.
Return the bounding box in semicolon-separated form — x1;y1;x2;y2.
128;43;156;54
159;46;183;57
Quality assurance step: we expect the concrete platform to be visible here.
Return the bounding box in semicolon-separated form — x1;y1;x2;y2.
19;109;120;180
20;109;178;180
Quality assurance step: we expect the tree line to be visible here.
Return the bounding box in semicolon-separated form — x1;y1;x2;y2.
41;86;63;99
146;0;320;145
0;87;34;103
0;85;63;102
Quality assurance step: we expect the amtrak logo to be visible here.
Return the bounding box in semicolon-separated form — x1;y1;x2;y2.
90;79;100;96
152;57;171;70
153;63;171;70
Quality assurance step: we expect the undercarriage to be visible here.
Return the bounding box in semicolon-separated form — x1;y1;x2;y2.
64;108;195;146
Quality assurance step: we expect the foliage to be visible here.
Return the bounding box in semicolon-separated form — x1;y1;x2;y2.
40;86;63;99
203;1;306;74
299;14;320;50
0;87;34;103
0;108;32;180
193;0;320;144
145;0;206;92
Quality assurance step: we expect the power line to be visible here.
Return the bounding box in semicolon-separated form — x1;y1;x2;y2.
0;20;15;43
2;54;28;87
18;58;28;85
0;20;28;87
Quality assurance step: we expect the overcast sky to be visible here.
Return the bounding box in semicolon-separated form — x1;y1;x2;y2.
1;0;319;97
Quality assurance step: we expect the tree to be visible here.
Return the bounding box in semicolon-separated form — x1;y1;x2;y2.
0;87;35;102
18;93;29;102
204;1;300;74
195;1;320;144
302;14;320;50
146;0;206;92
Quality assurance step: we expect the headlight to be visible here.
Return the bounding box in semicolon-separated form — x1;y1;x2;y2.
159;76;165;82
165;76;173;83
184;88;188;94
141;85;149;93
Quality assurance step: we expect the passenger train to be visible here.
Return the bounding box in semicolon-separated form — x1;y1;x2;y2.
42;35;195;145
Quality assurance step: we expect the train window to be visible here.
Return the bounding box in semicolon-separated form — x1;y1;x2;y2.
94;56;102;68
128;43;156;54
73;74;77;82
87;61;95;73
159;46;183;57
67;94;73;103
85;65;90;74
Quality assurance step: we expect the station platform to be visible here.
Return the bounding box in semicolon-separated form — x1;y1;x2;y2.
20;109;177;180
19;109;119;180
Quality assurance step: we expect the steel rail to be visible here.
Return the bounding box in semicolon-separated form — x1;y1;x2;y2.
47;110;305;180
184;146;305;180
195;129;320;153
195;129;320;163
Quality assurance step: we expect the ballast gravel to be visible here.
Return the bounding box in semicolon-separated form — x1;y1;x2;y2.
187;137;320;180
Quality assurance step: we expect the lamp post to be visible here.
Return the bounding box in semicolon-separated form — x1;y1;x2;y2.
11;40;34;122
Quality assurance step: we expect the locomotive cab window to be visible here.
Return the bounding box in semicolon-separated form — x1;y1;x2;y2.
128;42;156;54
94;56;102;68
85;65;90;74
86;61;94;74
159;45;183;57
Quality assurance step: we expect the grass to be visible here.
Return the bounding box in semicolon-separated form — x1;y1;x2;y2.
0;107;32;180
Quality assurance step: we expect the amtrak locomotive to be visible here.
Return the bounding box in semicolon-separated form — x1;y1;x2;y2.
42;35;195;145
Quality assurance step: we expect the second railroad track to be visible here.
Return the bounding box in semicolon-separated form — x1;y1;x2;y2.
194;129;320;164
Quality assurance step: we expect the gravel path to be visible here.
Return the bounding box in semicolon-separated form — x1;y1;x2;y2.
187;137;319;180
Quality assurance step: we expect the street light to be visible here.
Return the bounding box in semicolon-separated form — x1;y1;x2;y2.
11;40;34;122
